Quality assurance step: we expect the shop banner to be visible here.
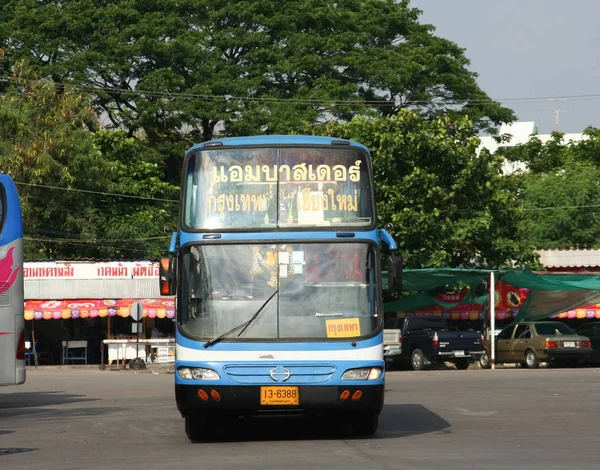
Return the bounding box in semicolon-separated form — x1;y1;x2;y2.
24;299;175;321
23;261;159;280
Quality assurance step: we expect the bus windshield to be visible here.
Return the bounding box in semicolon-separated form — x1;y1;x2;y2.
183;147;373;230
178;242;380;341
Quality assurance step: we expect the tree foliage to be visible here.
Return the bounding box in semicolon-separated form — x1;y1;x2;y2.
315;110;537;268
0;63;177;260
499;128;600;249
0;0;514;185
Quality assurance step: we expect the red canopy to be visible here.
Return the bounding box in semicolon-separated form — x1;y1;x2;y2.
24;299;175;321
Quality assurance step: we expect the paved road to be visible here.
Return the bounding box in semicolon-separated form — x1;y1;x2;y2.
1;367;599;470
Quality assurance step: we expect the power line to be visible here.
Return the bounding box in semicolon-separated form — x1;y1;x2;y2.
5;75;600;106
23;238;142;251
23;237;165;253
2;76;399;106
15;181;179;203
25;235;169;243
432;200;600;216
522;203;600;212
18;181;600;215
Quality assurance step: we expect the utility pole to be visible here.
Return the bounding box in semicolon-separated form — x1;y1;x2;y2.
548;108;568;130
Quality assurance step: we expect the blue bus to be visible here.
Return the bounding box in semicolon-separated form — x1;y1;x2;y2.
160;136;402;440
0;174;25;386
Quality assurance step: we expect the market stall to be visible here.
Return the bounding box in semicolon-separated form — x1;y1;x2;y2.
23;261;175;365
102;338;175;366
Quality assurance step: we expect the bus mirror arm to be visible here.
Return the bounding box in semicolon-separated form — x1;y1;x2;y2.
379;228;397;254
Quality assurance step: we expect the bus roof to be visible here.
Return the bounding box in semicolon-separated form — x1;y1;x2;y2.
186;135;370;155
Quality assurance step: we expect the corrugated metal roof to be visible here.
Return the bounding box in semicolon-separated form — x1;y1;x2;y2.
536;249;600;268
25;278;162;300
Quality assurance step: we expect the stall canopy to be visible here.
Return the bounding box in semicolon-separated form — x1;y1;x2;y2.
24;299;175;321
503;270;600;322
385;268;496;313
385;268;600;323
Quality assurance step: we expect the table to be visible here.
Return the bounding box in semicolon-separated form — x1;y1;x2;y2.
62;340;88;365
102;338;175;366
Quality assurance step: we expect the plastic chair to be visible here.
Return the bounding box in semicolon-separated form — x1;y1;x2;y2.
25;342;38;366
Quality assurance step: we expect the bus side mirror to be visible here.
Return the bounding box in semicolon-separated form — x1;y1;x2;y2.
387;253;403;292
159;255;176;296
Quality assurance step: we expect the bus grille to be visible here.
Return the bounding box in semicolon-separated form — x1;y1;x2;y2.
223;364;336;385
0;290;9;306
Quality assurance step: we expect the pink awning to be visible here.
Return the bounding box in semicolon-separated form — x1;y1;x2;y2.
24;299;175;320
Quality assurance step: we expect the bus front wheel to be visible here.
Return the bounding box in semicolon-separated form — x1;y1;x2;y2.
352;411;379;436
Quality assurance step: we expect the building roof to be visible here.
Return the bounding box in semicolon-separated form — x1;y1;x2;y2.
536;249;600;268
478;121;587;174
478;122;537;154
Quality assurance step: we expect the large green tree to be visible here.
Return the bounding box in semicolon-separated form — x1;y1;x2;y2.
315;110;537;268
0;0;514;184
499;128;600;249
0;63;177;260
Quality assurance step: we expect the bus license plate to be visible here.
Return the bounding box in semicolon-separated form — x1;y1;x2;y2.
260;386;299;405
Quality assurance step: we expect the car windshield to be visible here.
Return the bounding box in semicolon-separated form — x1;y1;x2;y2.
535;323;576;336
177;242;380;341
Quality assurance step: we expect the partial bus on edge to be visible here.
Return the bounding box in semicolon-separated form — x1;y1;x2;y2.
0;174;25;386
160;136;402;440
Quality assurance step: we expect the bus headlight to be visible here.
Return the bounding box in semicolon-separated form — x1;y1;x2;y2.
341;367;383;380
178;367;220;380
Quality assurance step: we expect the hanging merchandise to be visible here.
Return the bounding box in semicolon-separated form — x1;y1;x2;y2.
264;245;278;288
250;246;265;275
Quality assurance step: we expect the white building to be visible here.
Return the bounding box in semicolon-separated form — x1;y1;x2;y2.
478;122;587;174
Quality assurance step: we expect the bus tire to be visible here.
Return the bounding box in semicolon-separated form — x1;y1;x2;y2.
352;411;379;436
185;413;210;442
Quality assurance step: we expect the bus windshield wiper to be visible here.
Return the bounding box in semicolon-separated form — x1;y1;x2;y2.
203;290;278;349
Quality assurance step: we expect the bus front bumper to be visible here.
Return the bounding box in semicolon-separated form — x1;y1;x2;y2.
175;384;384;417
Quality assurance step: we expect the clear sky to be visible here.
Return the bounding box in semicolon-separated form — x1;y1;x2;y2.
410;0;600;133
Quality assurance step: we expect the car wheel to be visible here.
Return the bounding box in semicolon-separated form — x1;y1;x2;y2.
524;349;539;369
479;350;491;369
454;359;470;370
411;349;427;371
352;411;379;436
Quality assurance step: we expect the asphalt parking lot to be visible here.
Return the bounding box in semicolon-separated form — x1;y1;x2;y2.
1;366;599;470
